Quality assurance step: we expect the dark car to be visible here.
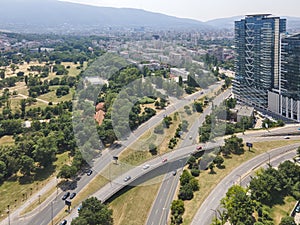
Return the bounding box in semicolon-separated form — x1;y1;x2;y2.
69;192;76;199
62;192;70;200
59;220;67;225
87;170;93;176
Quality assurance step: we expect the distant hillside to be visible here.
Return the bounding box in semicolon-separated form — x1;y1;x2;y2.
0;0;211;33
206;15;300;31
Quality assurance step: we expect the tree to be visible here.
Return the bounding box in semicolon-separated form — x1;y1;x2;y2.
249;167;283;205
221;185;255;225
178;184;194;200
187;156;196;169
20;99;26;118
180;170;193;186
0;69;5;79
213;155;224;168
178;76;183;87
171;199;185;225
222;135;244;156
0;160;7;183
171;199;185;215
71;197;113;225
209;162;215;174
32;135;57;167
194;101;203;113
149;143;157;155
57;165;77;180
279;216;296;225
19;155;35;176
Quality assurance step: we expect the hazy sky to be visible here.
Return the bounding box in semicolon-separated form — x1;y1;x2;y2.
61;0;300;21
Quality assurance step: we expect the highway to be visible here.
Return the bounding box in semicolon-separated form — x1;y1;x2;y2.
1;82;223;225
145;89;232;225
190;143;300;225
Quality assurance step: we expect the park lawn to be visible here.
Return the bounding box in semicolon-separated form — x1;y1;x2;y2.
0;152;70;221
270;196;297;225
181;139;300;225
37;86;74;103
118;112;183;166
0;135;14;145
61;62;83;77
20;152;71;215
109;176;163;225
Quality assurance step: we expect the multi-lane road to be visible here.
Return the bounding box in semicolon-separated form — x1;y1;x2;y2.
146;88;232;225
1;82;224;225
3;80;299;225
190;143;300;225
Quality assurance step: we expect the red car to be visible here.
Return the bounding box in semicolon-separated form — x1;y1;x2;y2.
196;146;202;150
162;158;168;163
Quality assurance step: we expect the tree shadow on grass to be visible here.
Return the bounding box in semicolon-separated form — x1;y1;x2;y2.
19;175;34;185
33;164;56;181
217;165;226;169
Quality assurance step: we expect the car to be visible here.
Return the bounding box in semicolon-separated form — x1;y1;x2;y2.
189;135;192;140
296;205;300;213
143;164;150;170
62;192;70;200
172;170;177;176
124;176;131;182
77;204;82;212
59;220;67;225
284;136;290;139
69;192;76;199
162;158;168;163
196;146;202;150
86;170;93;176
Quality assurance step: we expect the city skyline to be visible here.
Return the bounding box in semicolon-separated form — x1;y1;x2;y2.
60;0;300;21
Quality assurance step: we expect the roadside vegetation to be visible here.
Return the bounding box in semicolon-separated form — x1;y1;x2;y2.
171;139;300;225
212;159;300;225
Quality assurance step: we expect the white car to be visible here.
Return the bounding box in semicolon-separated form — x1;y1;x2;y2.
124;176;131;182
143;164;150;170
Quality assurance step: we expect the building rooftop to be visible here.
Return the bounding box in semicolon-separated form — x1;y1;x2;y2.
246;14;272;18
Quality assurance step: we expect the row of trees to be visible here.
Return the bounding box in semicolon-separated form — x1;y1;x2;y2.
215;160;300;225
171;170;199;225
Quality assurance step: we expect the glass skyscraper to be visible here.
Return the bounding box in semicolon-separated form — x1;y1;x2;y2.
280;33;300;120
233;14;286;108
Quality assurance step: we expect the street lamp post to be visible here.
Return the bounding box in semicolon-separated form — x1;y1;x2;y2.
7;205;10;225
236;174;242;186
265;152;271;165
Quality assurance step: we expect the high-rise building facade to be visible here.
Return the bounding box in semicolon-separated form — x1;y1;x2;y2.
278;34;300;121
233;14;286;108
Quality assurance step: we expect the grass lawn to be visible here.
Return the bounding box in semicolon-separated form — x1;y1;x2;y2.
0;152;70;221
109;176;163;225
270;196;297;225
37;87;74;103
181;139;300;225
0;135;14;145
119;106;202;167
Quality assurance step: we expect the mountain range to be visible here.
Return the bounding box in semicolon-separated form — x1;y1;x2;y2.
0;0;300;34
